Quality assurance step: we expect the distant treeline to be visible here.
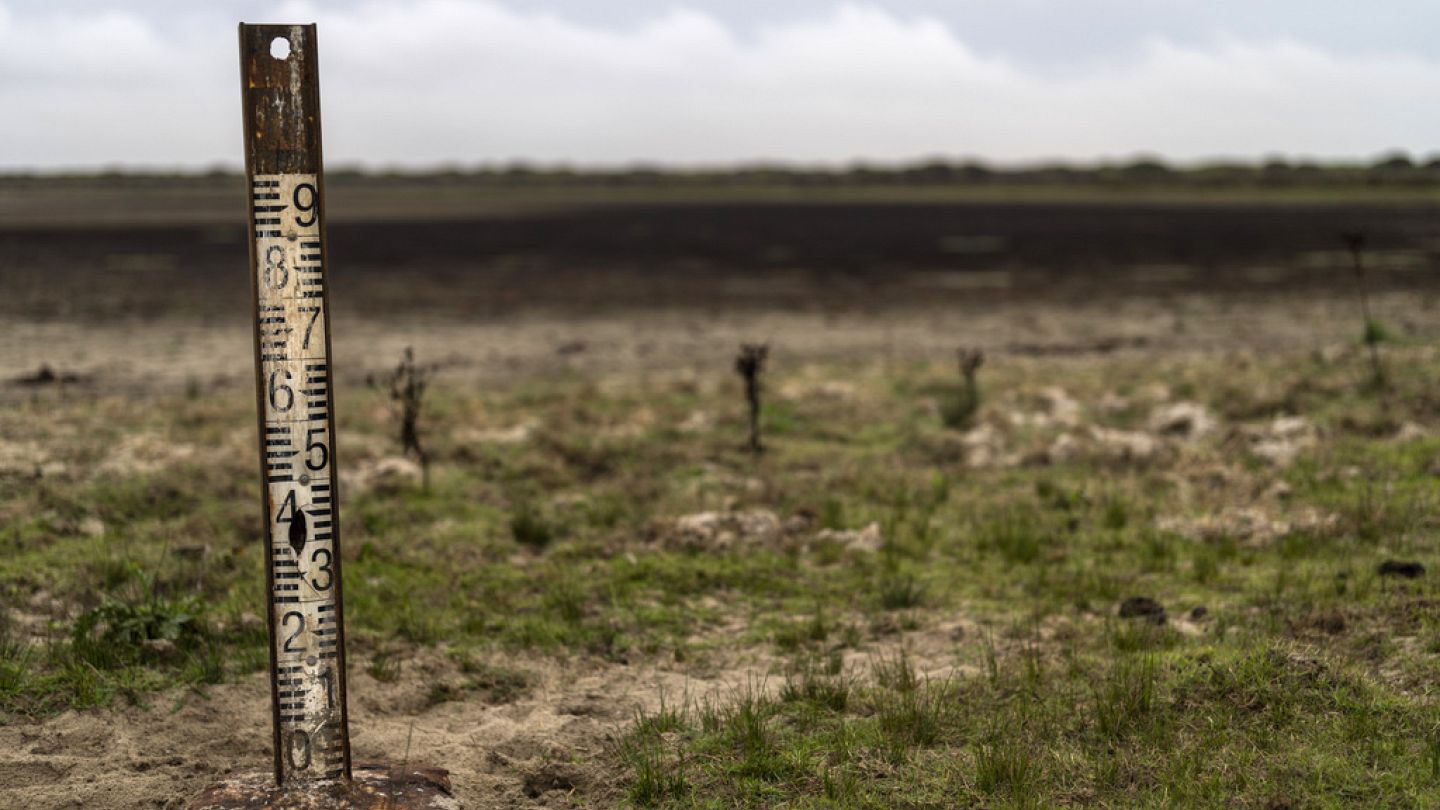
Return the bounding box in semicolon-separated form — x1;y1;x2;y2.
6;153;1440;190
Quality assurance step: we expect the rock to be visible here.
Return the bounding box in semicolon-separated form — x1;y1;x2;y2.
141;639;178;659
1090;427;1159;463
353;456;424;495
1139;382;1172;401
1028;433;1082;466
1394;422;1428;442
1037;387;1082;427
1189;606;1209;621
667;510;781;550
1156;506;1336;546
1378;560;1425;579
677;410;713;434
455;422;534;447
1262;480;1293;501
779;380;856;402
77;517;106;537
959;423;1016;469
1148;402;1216;440
815;522;884;553
1098;393;1131;415
1008;386;1082;429
1118;596;1166;624
1248;415;1316;468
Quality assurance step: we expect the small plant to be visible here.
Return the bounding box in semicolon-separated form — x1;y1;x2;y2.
941;348;985;429
367;647;404;683
974;733;1033;796
979;508;1046;565
1092;654;1157;739
372;346;433;487
70;584;208;670
509;497;557;550
735;343;769;454
878;572;926;610
1343;232;1387;389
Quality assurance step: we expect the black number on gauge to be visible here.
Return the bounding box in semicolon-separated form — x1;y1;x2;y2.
293;183;318;227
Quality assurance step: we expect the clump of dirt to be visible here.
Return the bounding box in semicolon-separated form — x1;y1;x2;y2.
1118;596;1167;624
10;364;85;387
1378;560;1425;579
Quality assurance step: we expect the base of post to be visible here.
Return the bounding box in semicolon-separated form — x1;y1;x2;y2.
187;762;458;809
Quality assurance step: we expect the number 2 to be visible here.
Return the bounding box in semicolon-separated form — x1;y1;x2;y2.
281;611;305;652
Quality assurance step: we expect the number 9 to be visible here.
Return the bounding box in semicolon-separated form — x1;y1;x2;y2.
294;183;318;227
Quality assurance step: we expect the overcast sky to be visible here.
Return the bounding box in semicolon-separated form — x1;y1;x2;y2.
3;0;1438;170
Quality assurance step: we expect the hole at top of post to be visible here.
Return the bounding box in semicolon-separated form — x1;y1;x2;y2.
270;36;292;60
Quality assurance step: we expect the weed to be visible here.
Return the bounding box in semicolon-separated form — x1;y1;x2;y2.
974;734;1033;796
510;498;558;550
453;652;535;704
1343;232;1387;389
623;739;687;806
1092;655;1157;739
878;572;926;610
979;508;1047;565
372;346;433;487
780;658;850;712
735;343;769;454
367;648;404;683
941;348;985;429
71;591;208;669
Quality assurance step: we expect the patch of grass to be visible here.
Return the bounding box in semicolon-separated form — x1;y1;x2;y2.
977;507;1049;565
877;572;926;610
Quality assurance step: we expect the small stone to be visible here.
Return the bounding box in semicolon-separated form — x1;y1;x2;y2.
1118;596;1166;624
815;522;885;553
77;517;106;537
1378;560;1425;579
1148;402;1216;440
142;638;178;658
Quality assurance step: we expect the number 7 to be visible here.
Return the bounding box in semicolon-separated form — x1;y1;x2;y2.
300;306;321;350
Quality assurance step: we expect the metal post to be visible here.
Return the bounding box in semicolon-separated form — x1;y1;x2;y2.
238;23;351;787
188;22;455;809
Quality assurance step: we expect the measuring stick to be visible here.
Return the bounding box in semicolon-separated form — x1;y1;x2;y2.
239;23;351;787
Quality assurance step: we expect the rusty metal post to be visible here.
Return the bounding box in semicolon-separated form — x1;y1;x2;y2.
187;23;456;809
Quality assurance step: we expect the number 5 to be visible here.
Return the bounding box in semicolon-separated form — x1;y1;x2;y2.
305;427;328;471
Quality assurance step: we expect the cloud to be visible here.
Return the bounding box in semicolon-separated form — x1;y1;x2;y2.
2;0;1438;169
